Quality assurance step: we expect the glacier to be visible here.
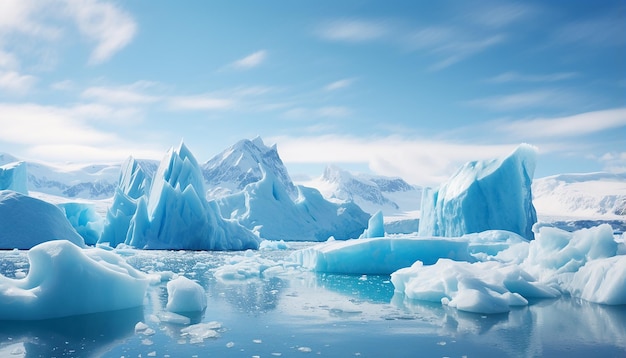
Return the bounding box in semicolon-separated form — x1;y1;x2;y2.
99;142;260;250
58;202;104;246
0;240;147;320
0;191;85;249
209;138;370;241
0;161;28;195
419;144;538;240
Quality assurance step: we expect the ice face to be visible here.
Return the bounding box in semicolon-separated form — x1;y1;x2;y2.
58;202;104;246
419;144;538;240
216;167;369;242
166;276;207;313
0;240;147;320
0;191;85;249
0;161;28;195
359;210;384;238
100;142;260;250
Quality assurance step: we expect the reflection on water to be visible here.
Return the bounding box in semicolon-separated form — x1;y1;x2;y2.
1;248;625;357
0;307;143;357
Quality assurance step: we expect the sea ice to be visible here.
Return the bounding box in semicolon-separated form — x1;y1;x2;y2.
166;276;207;313
419;144;537;240
0;240;148;320
0;190;85;249
0;161;27;195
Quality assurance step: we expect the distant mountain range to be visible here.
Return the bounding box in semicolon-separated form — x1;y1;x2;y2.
2;147;626;227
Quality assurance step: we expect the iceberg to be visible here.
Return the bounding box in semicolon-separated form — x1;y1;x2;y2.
204;137;369;242
419;144;538;240
0;240;147;320
58;202;104;246
0;161;28;195
100;142;260;250
0;191;85;249
360;210;384;238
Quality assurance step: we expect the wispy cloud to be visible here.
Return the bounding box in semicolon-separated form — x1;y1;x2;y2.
598;151;626;173
168;95;234;111
324;78;355;91
230;50;267;70
465;2;535;28
428;35;505;71
82;81;159;104
0;0;137;69
316;18;390;42
466;89;579;111
494;108;626;139
553;15;625;47
0;102;162;163
66;0;137;64
0;70;37;94
486;71;579;83
283;106;352;120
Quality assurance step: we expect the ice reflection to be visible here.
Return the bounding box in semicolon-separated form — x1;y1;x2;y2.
0;307;143;358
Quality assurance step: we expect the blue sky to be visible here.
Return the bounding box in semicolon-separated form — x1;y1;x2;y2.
0;0;624;185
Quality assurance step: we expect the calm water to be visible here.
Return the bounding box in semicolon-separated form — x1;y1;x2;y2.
1;244;625;358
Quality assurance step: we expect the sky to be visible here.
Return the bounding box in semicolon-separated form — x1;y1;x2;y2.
0;0;624;186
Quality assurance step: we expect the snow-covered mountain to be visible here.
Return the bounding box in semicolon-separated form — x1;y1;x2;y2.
0;152;159;200
298;165;422;215
532;172;626;220
202;136;297;200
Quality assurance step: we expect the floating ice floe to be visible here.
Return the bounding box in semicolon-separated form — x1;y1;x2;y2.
0;240;148;320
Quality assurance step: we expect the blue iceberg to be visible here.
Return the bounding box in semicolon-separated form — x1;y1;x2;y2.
419;144;538;240
0;161;28;195
0;191;85;249
58;202;105;246
100;142;260;250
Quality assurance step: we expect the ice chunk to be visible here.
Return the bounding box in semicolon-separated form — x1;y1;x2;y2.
0;240;148;320
0;161;27;194
180;321;221;343
391;259;558;314
214;251;286;280
166;276;207;313
259;239;289;250
101;143;260;250
419;144;537;240
0;191;85;249
566;255;626;305
58;202;104;245
359;210;384;238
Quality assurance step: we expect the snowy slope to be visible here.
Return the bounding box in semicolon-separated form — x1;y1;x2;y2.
532;172;626;220
297;165;422;216
0;152;160;200
202;136;297;200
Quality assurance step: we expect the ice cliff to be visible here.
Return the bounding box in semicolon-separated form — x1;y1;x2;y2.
419;144;538;240
99;143;260;250
0;161;28;195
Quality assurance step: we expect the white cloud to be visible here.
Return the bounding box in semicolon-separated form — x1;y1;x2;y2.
554;15;625;47
66;0;137;64
82;82;159;104
486;71;579;83
467;2;534;28
325;78;355;91
26;144;163;164
168;95;234;111
598;151;626;173
317;19;389;42
466;89;578;111
270;134;520;186
0;70;37;94
317;106;351;117
231;50;267;70
495;108;626;139
428;35;505;71
282;106;352;119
